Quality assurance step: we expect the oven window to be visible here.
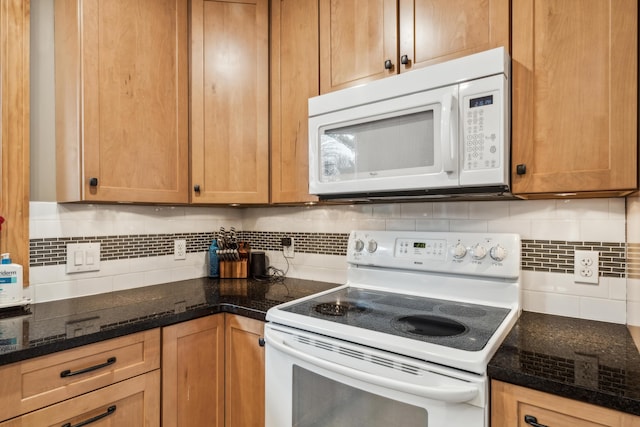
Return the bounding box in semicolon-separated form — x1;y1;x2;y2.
320;110;435;181
292;365;428;426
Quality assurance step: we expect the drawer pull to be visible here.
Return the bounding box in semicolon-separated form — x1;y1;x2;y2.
62;405;116;427
60;356;117;378
524;415;548;427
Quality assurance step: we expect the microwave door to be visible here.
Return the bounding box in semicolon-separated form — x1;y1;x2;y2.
309;85;460;196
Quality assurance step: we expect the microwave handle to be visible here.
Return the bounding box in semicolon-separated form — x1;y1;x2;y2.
265;328;479;404
441;93;457;173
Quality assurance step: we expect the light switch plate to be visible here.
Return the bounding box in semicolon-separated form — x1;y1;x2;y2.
66;243;101;273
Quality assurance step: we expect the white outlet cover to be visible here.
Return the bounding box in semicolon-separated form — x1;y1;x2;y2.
574;250;599;285
174;239;187;260
283;238;295;259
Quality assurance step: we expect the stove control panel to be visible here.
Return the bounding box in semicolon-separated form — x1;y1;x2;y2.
347;230;521;279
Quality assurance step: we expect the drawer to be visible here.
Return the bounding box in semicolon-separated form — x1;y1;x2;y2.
0;370;160;427
0;329;160;421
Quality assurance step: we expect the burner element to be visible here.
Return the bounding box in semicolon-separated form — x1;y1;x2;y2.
439;304;487;318
314;302;368;317
393;315;467;337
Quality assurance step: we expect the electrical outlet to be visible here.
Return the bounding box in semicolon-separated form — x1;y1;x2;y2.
574;250;599;284
574;353;599;388
282;237;295;258
174;239;187;260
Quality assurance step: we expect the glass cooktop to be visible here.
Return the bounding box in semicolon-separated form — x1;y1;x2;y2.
280;287;510;351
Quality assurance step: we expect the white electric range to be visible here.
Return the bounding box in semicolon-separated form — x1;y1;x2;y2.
264;230;521;427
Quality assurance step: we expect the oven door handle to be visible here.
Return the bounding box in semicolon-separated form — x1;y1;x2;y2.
265;329;479;404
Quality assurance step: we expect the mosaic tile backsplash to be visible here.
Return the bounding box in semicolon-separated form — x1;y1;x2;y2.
30;232;627;278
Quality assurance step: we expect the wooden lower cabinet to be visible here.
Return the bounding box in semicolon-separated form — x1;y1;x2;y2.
225;314;265;427
491;380;640;427
162;314;225;427
0;370;160;427
162;314;265;427
0;329;160;422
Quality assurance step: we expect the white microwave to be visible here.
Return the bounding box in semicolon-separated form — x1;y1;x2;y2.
308;47;510;200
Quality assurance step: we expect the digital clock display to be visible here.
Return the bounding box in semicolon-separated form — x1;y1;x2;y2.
413;242;426;248
470;95;493;108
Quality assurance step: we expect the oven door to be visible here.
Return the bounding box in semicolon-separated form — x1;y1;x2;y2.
265;324;487;427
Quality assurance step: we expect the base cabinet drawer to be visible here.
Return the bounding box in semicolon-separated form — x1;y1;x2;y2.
0;370;160;427
0;329;160;421
491;380;640;427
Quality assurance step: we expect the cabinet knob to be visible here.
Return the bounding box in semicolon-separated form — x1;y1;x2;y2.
524;415;548;427
516;164;527;175
258;337;265;347
384;59;393;70
194;184;201;193
400;54;409;65
89;177;98;187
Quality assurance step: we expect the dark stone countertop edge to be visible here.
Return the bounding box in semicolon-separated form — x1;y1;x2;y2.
0;303;264;367
488;361;640;416
487;312;640;417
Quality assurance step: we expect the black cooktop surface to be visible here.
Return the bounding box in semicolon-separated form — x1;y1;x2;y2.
280;287;511;351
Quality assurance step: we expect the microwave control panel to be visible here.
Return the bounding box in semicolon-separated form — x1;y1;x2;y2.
462;89;501;171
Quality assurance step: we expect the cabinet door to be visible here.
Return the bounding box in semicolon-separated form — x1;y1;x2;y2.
224;314;265;427
162;315;225;427
319;0;398;93
0;371;160;427
270;0;319;204
0;0;29;281
190;0;269;204
511;0;637;196
491;380;638;427
55;0;189;203
399;0;509;71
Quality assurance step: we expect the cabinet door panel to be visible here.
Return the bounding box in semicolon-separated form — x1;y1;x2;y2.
512;0;637;195
270;0;319;203
320;0;398;93
0;0;29;280
55;0;189;203
162;315;224;427
190;0;269;204
400;0;509;70
225;314;265;427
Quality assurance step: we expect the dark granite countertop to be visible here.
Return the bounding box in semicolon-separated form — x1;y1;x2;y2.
0;277;337;367
488;311;640;416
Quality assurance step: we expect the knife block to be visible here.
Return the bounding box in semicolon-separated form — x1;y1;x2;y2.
219;259;248;278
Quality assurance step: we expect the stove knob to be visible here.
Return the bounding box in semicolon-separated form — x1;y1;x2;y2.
490;245;508;262
354;239;365;252
366;240;378;253
451;242;467;259
470;244;488;260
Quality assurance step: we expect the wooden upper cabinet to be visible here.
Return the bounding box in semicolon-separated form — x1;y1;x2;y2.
270;0;319;204
55;0;189;204
399;0;509;70
320;0;397;93
0;0;29;280
511;0;638;197
190;0;269;204
319;0;509;93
